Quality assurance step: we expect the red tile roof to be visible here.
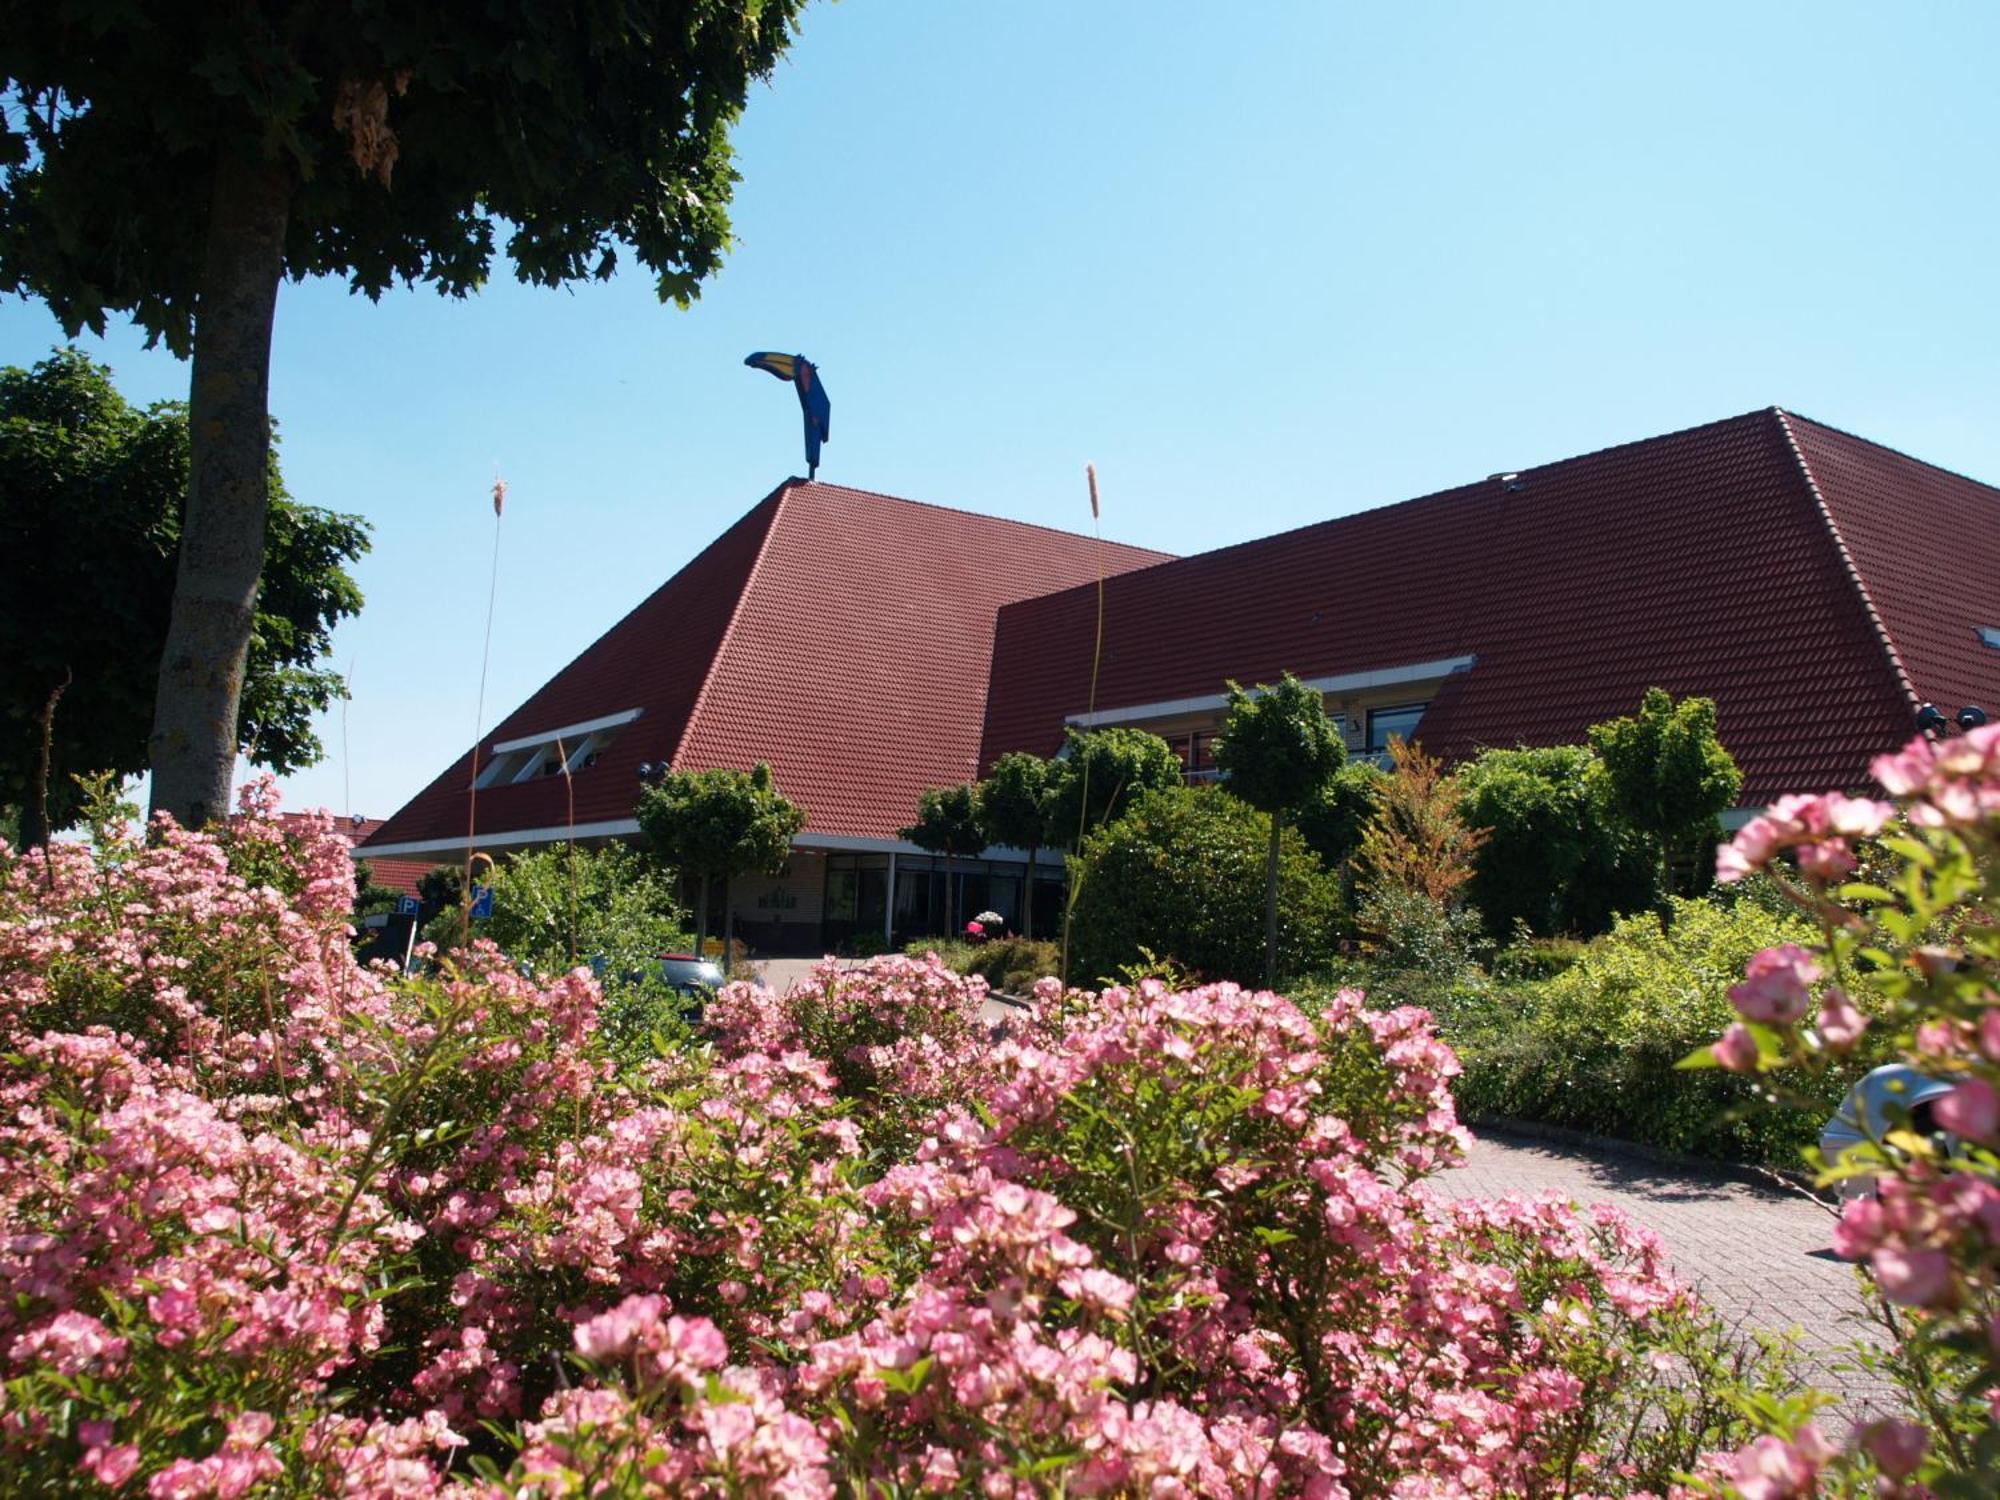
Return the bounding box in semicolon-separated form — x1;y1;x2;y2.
1786;413;2000;732
361;480;1169;852
982;408;1997;804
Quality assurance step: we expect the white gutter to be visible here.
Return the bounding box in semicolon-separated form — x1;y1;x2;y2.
491;708;642;755
357;823;1060;866
1065;654;1476;728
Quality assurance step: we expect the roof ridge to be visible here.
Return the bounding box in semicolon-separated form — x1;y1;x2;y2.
786;477;1174;561
670;482;795;772
1772;409;1921;713
1776;408;2000;497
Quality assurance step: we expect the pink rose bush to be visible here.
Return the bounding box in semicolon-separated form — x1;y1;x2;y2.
1699;724;2000;1493
2;778;1795;1494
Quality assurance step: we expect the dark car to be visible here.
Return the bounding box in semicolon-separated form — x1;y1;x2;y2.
660;953;727;1016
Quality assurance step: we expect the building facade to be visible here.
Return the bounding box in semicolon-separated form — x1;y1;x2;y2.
362;408;2000;953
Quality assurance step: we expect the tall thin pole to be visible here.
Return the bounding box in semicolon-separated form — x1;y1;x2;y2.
1059;464;1107;989
462;473;506;948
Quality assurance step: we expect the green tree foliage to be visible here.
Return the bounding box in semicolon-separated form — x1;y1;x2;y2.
635;763;805;955
978;752;1055;938
1068;784;1344;988
900;783;988;935
470;843;689;979
1456;744;1659;940
349;861;404;921
1044;726;1184;849
1588;689;1743;895
426;842;694;1061
0;349;366;844
415;864;462;922
1295;760;1389;875
0;2;808;827
1215;673;1346;987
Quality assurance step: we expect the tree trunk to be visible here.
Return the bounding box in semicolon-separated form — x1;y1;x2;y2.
1021;843;1038;940
723;873;734;969
147;153;292;830
1264;809;1283;990
696;877;710;958
23;670;70;850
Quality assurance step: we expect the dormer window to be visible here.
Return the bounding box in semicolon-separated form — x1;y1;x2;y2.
475;709;640;788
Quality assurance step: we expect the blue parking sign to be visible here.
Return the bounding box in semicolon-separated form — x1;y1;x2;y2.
469;885;494;920
395;895;420;917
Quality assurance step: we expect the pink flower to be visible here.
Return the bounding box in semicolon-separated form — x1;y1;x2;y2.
1795;838;1855;880
1858;1417;1926;1480
1980;1006;2000;1064
1871;1245;1952;1307
574;1294;665;1362
82;1441;140;1489
1725;1428;1831;1500
1814;988;1869;1052
1712;1023;1760;1073
1936;1078;2000;1142
1729;945;1821;1024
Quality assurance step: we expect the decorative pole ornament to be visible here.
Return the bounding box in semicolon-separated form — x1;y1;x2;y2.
744;352;831;479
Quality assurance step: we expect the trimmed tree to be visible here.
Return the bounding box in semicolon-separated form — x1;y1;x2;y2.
978;752;1055;938
1456;743;1659;939
900;783;988;938
1067;784;1345;989
1044;726;1184;850
636;763;805;959
1214;673;1347;988
0;348;366;845
0;3;807;828
1587;689;1743;896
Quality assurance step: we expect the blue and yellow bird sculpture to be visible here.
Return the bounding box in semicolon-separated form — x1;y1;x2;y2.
744;352;831;479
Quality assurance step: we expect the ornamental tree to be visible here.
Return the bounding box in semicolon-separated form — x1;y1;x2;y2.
977;751;1055;938
1043;725;1184;849
1456;742;1658;939
0;348;365;846
1588;688;1742;895
1214;672;1346;987
635;762;805;957
900;782;988;936
0;1;807;829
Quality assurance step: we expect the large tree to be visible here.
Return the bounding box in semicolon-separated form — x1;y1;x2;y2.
0;347;365;845
1213;672;1346;988
635;762;804;958
0;1;808;827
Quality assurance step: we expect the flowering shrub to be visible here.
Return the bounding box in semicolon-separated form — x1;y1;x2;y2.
1696;728;2000;1493
1;778;1795;1495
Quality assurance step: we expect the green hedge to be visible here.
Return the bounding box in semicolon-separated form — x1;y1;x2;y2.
1068;784;1344;988
1447;895;1880;1166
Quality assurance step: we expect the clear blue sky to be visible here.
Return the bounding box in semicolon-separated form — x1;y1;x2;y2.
6;1;1998;823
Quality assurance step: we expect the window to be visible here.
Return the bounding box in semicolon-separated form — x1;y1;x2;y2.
1366;703;1427;756
473;709;640;788
1980;626;2000;650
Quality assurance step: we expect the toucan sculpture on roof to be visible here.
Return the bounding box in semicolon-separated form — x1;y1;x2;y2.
744;352;831;479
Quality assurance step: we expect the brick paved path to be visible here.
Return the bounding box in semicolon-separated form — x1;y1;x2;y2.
1439;1127;1896;1413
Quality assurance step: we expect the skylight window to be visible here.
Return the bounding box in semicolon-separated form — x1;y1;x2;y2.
474;709;640;788
1980;626;2000;650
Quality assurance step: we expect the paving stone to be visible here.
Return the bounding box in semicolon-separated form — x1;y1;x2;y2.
1438;1127;1899;1414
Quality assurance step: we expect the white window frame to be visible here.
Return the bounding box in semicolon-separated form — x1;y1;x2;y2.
473;709;641;788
